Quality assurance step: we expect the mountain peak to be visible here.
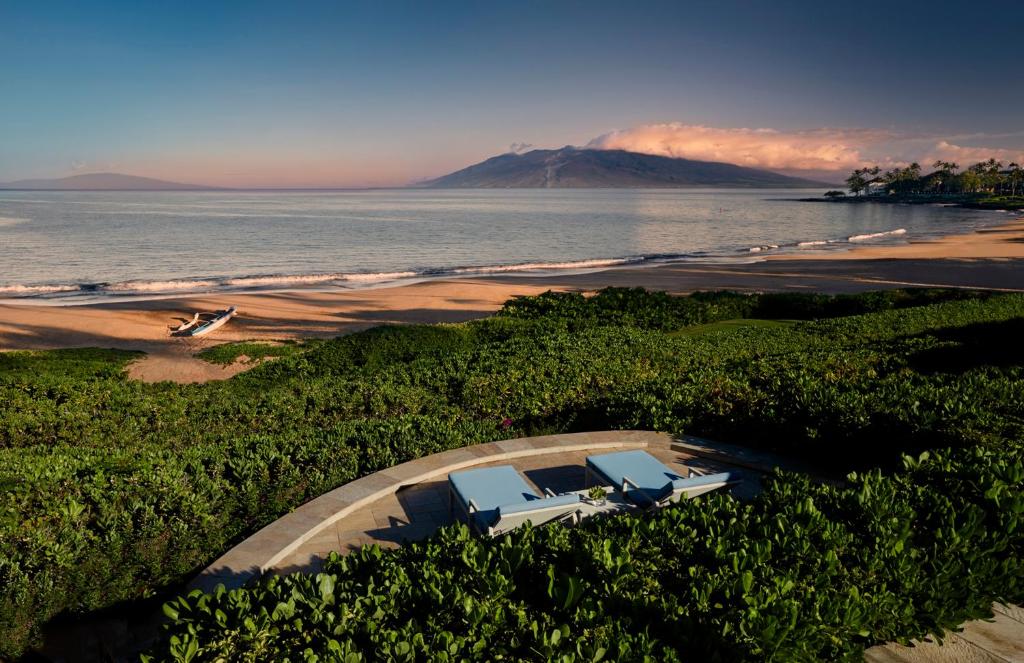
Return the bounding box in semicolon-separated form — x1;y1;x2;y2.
425;148;831;188
0;173;212;190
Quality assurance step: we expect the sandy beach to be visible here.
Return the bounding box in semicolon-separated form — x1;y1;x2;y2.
777;216;1024;260
2;217;1022;383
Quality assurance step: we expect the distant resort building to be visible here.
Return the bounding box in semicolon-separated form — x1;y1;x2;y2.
865;179;889;196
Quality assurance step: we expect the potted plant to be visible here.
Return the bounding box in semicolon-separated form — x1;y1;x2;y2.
587;485;608;505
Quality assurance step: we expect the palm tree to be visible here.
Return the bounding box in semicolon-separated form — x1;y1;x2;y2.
930;161;961;194
982;159;1003;193
845;168;867;196
1007;163;1023;196
963;162;986;194
906;162;922;193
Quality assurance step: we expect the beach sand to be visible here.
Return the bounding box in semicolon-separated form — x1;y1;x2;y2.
776;216;1024;260
2;218;1022;383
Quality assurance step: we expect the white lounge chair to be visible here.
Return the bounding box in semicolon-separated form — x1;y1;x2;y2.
448;465;582;536
586;449;737;507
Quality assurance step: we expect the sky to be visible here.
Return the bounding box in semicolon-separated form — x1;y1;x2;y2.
2;0;1023;187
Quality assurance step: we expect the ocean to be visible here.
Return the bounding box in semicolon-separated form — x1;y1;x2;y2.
0;188;1011;302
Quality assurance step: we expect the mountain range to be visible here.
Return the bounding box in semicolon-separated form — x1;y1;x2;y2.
0;173;210;190
425;147;831;188
1;150;833;190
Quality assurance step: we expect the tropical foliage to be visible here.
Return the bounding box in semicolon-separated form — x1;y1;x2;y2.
845;159;1024;198
1;288;1023;659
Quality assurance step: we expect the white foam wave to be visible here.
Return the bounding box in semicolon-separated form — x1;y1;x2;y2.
340;271;419;282
0;283;80;295
0;253;766;300
450;257;636;274
105;279;220;293
797;239;832;248
224;274;342;287
848;228;907;242
747;244;779;253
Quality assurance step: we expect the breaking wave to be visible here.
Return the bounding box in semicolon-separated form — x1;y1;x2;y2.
746;227;909;254
0;256;667;300
0;283;82;296
0;227;916;301
848;228;907;242
450;257;637;274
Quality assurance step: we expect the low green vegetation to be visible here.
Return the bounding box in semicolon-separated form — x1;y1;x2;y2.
195;339;310;365
667;318;795;337
2;287;1023;659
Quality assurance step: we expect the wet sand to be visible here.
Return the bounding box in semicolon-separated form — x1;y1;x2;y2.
1;219;1022;383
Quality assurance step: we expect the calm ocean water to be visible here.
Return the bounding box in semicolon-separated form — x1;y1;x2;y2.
0;188;1011;301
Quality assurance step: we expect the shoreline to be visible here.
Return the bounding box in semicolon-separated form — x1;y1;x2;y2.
2;218;1023;383
773;216;1024;261
4;209;1019;307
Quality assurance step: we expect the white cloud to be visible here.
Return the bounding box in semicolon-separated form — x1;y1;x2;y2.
585;123;1024;173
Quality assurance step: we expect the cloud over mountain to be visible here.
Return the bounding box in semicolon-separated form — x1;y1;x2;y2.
587;124;885;172
586;123;1024;175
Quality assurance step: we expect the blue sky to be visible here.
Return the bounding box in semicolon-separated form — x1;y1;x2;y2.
2;1;1022;186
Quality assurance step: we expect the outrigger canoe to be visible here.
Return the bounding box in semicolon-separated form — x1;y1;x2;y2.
171;306;237;338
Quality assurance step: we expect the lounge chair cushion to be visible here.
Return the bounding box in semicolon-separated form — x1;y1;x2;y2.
449;465;540;529
587;449;682;503
496;493;580;517
671;472;734;492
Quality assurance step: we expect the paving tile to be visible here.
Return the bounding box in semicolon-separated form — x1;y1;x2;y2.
957;613;1024;661
336;528;371;545
339;536;372;553
298;527;342;552
397;489;447;511
864;633;1006;662
994;603;1024;625
335;511;378;533
492;438;539;454
418;509;454;527
272;550;324;575
373;509;410;529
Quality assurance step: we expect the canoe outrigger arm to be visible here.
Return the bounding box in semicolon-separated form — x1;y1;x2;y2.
170;307;237;338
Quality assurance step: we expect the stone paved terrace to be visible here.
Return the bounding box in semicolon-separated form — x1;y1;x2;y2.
192;430;1024;662
271;442;762;575
865;603;1024;662
194;430;792;592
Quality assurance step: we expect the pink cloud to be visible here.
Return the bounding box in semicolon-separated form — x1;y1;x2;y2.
587;123;895;171
922;140;1024;167
586;123;1024;174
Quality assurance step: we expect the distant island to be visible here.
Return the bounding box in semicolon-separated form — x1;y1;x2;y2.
424;147;832;188
807;159;1024;211
0;173;212;191
3;153;835;191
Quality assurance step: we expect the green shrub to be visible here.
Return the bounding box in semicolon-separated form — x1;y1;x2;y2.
0;289;1022;657
196;340;309;365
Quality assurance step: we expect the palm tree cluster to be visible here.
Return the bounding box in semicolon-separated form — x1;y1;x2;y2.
845;159;1024;197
